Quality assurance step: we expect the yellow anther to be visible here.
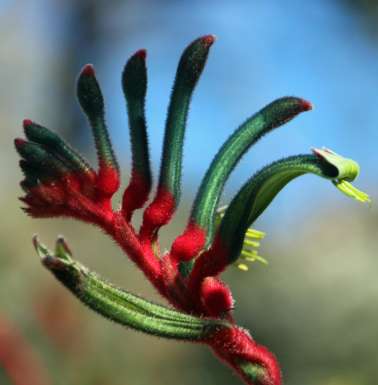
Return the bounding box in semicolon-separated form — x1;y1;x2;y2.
237;263;249;271
243;256;258;262
246;228;265;239
235;227;268;271
216;205;268;272
241;250;258;259
244;239;260;248
253;255;268;265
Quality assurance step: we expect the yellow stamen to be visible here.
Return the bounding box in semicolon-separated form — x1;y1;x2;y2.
244;239;260;248
252;255;268;265
237;263;249;271
241;250;257;258
246;228;265;239
241;250;268;264
215;205;268;272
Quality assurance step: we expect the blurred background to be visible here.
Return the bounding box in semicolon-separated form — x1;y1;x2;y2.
0;1;377;384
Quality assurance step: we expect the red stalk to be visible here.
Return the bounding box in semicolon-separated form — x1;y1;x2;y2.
122;170;151;221
207;326;282;385
170;221;207;263
139;187;175;242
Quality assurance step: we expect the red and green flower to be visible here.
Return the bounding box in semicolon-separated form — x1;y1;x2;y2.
15;35;369;385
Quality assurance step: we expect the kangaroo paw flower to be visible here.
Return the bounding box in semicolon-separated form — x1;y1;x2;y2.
15;36;370;385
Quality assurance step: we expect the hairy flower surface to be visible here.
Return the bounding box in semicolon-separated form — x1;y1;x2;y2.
15;35;369;385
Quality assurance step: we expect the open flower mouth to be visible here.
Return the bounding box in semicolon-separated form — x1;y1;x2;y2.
15;35;369;385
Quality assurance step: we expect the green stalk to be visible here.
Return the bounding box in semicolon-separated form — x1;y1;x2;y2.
122;49;150;184
77;65;118;171
34;236;229;341
157;35;215;205
191;97;312;245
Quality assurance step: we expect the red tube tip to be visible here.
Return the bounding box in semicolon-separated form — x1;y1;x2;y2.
201;34;216;46
135;49;147;59
23;119;33;128
15;138;27;148
81;64;95;76
301;99;313;111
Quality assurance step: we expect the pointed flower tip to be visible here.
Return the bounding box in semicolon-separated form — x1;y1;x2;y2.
55;237;74;263
32;236;71;270
23;119;33;128
56;235;73;258
201;34;216;46
300;99;313;111
32;235;50;260
14;138;27;150
81;64;96;77
134;49;147;59
32;234;39;252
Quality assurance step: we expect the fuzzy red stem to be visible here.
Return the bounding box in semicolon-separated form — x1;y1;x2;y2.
170;221;207;263
206;326;282;385
188;233;229;299
95;162;120;211
109;211;165;294
158;221;207;308
122;170;151;221
140;187;175;242
23;177;166;295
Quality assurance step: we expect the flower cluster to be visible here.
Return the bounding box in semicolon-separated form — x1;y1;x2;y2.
15;36;369;385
